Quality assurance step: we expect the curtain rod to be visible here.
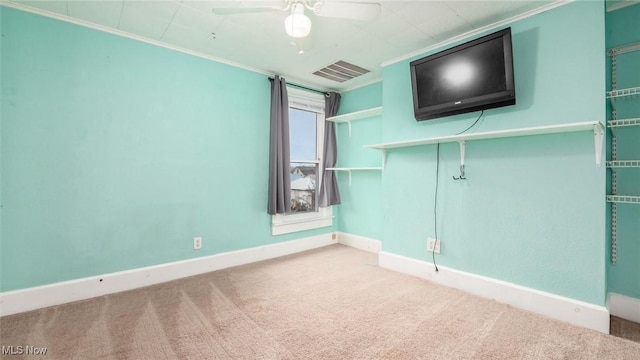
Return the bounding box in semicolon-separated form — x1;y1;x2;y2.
268;77;330;96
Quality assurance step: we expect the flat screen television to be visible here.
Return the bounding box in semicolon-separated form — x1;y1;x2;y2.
410;27;516;121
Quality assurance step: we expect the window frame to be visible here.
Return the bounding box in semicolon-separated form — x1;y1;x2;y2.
271;87;333;236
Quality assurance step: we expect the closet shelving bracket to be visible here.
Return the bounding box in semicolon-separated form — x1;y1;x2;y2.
608;117;640;127
608;118;640;136
606;87;640;100
606;160;640;168
607;195;640;204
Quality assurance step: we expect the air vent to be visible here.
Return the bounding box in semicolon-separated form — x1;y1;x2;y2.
313;60;370;83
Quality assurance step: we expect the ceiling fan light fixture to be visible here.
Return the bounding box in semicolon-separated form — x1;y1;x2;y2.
284;3;311;38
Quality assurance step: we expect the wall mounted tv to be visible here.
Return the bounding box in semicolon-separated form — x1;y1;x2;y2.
410;27;516;121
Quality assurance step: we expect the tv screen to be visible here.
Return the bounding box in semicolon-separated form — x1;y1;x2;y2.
410;28;515;121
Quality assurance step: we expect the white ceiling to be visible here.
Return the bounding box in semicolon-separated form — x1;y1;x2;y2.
6;0;563;92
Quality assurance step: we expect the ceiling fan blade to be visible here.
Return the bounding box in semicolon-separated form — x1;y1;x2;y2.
211;1;287;15
313;2;381;20
212;7;283;15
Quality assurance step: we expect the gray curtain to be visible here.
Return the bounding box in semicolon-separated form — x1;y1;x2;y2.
318;92;341;207
267;76;291;215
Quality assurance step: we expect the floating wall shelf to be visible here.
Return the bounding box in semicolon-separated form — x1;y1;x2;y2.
326;106;383;137
327;106;385;186
326;167;384;185
366;121;605;169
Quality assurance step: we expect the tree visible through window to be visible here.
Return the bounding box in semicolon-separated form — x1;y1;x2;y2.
289;107;320;213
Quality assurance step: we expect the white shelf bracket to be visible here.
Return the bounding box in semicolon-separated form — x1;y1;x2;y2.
346;169;352;186
347;121;352;137
381;149;387;170
594;123;604;166
453;141;466;180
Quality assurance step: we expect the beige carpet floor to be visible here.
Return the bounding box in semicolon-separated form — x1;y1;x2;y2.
1;244;639;359
611;316;640;343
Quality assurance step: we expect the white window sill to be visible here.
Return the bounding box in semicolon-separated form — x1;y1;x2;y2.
272;207;333;235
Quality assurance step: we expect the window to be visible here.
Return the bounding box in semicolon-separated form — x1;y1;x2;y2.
290;107;318;212
272;88;333;235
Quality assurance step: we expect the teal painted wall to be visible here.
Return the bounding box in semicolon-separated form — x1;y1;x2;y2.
605;3;640;299
0;7;334;292
335;82;383;239
377;1;606;305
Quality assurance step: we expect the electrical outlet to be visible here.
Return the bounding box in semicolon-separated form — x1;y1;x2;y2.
427;238;441;254
193;237;202;250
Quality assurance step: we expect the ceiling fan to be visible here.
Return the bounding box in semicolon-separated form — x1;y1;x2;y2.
211;1;382;39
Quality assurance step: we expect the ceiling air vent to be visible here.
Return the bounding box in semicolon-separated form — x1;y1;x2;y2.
313;60;370;83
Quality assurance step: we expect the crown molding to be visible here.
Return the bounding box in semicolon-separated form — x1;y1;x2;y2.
381;0;574;68
0;1;272;77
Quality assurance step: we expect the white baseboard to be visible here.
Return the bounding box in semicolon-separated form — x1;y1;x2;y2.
0;234;336;317
609;293;640;323
337;232;381;253
379;251;610;334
